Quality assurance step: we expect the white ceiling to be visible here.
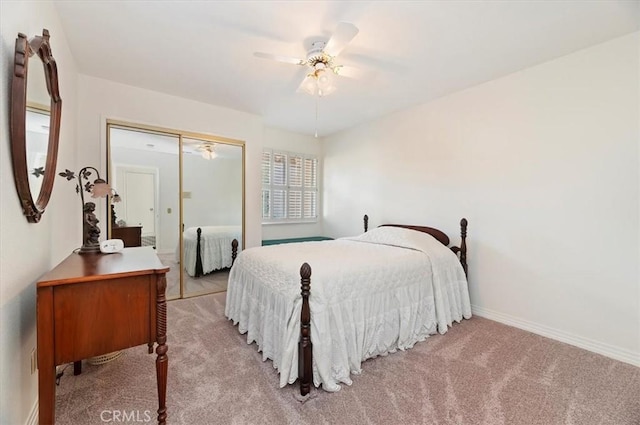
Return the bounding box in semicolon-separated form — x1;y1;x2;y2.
54;1;639;137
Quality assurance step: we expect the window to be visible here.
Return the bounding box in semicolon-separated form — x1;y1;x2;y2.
262;149;318;222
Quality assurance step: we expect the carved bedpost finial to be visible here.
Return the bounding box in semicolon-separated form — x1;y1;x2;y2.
364;214;369;232
231;239;239;266
460;218;468;276
300;262;312;280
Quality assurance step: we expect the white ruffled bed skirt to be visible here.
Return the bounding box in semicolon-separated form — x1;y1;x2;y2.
225;228;471;392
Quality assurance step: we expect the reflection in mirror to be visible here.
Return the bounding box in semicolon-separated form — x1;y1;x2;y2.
10;29;62;223
26;48;50;199
108;127;180;298
107;122;245;300
26;107;50;199
182;137;243;297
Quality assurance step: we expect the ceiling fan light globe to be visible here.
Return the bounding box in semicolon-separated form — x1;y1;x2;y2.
201;150;217;160
199;143;217;160
315;69;336;95
317;72;330;86
299;75;319;96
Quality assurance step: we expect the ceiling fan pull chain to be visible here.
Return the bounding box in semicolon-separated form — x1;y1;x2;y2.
315;96;319;138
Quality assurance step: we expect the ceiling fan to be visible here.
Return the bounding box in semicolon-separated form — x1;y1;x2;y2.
194;142;217;160
254;22;361;97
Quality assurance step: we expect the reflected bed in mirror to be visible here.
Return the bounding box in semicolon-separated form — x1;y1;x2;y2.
10;29;62;223
181;137;244;298
183;226;241;277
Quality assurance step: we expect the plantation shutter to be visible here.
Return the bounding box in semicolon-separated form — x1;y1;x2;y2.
273;153;287;186
262;149;318;222
303;158;317;219
288;156;303;219
261;151;271;219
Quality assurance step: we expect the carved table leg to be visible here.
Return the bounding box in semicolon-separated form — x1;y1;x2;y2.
155;275;168;424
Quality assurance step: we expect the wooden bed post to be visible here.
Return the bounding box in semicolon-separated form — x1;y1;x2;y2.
195;227;203;277
364;214;368;232
299;262;312;397
231;239;238;266
460;218;468;276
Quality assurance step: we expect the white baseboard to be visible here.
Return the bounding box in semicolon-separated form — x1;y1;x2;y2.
471;304;640;367
25;399;37;425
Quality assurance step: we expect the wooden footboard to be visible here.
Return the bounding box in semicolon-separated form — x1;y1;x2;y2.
193;227;239;277
297;216;468;396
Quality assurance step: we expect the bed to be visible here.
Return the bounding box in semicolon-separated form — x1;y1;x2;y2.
225;216;470;397
182;225;241;277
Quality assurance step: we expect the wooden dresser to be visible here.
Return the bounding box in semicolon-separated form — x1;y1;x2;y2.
112;225;142;247
36;247;169;424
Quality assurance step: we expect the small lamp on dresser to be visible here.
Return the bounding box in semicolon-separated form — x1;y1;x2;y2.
58;166;120;254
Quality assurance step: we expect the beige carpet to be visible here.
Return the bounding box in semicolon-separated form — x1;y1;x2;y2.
54;293;640;425
158;253;228;299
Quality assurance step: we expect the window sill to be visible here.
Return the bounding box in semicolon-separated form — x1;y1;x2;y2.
262;220;318;226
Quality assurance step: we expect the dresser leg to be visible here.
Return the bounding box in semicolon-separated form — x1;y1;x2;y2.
39;362;56;425
155;275;168;424
38;286;56;425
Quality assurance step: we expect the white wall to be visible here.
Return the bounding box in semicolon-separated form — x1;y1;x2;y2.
76;75;264;249
0;2;80;424
262;126;324;240
323;33;640;365
183;155;243;228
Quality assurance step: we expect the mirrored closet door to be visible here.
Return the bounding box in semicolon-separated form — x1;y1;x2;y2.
181;137;243;297
107;122;244;300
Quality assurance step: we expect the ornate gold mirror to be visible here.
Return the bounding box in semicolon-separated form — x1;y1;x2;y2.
10;29;62;223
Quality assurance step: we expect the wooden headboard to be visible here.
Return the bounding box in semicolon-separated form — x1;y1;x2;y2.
363;214;468;275
380;224;450;246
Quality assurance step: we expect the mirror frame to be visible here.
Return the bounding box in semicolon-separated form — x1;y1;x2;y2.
10;29;62;223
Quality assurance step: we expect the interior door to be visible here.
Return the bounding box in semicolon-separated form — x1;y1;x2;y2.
116;166;157;236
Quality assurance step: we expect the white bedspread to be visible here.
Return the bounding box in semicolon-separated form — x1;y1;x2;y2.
225;226;471;392
183;225;242;276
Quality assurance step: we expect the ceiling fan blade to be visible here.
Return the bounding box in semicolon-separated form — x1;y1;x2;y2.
254;52;305;66
323;22;359;57
332;65;363;79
